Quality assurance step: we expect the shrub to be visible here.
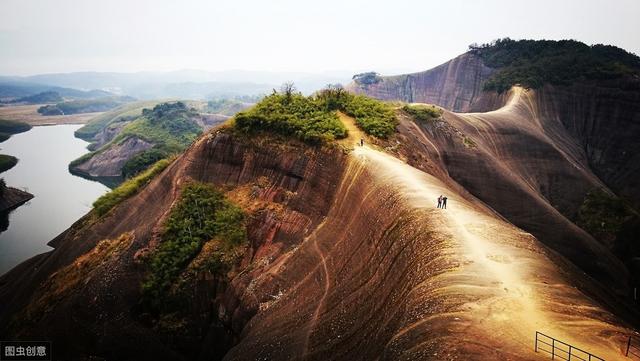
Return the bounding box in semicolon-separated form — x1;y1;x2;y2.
142;182;247;310
402;104;442;122
92;158;172;216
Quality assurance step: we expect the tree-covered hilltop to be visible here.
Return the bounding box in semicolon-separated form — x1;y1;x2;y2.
233;84;397;143
70;101;203;180
469;38;640;92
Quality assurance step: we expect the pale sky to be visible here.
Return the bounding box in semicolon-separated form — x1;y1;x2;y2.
1;0;639;76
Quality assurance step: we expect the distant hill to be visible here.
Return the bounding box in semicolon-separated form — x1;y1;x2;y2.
37;96;136;116
10;91;63;104
0;80;113;102
0;70;354;99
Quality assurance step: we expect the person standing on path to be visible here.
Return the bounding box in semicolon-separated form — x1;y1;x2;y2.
437;195;443;208
442;196;448;209
360;138;364;147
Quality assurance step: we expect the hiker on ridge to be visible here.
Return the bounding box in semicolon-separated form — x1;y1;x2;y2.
437;195;443;208
442;196;448;209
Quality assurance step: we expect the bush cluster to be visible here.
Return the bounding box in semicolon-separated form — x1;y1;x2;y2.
234;91;347;144
142;182;246;310
234;85;397;142
401;104;442;122
470;38;640;93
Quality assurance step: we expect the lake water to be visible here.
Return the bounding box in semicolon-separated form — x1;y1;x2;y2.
0;125;109;275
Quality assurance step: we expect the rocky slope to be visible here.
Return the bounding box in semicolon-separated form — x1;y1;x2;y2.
0;117;636;360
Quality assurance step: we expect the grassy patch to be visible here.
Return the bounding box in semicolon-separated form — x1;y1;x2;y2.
342;95;397;138
92;158;172;216
0;154;18;173
470;38;640;93
142;182;247;311
402;104;442;122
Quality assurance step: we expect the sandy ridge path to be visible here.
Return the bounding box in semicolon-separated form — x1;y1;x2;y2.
339;113;629;359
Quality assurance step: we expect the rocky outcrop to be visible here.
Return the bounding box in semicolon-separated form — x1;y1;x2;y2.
0;186;33;213
72;136;153;177
346;53;494;112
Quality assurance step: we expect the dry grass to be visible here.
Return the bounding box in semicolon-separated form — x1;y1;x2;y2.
23;232;134;320
0;104;102;126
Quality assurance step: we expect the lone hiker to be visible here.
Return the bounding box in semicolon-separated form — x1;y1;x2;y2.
437;195;443;208
360;138;364;147
442;196;448;209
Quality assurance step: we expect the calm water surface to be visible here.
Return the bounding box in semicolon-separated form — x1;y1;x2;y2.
0;125;109;275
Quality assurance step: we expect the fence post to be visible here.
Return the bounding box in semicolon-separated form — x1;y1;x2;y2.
535;332;538;352
552;338;555;359
568;345;572;360
627;335;632;356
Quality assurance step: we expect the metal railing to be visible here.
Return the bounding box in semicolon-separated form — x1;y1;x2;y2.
535;331;605;361
627;334;640;359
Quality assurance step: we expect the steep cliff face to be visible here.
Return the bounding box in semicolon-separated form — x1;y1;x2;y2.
346;53;494;112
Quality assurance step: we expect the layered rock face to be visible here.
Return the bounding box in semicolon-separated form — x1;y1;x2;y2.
346;53;494;112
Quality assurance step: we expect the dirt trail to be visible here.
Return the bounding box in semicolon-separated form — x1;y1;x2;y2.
338;113;628;359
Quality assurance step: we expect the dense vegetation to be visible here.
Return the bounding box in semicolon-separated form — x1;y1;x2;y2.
37;96;135;116
0;119;31;142
402;104;442;122
234;85;397;142
142;182;246;310
234;86;347;144
0;155;18;174
92;158;172;216
469;38;640;92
